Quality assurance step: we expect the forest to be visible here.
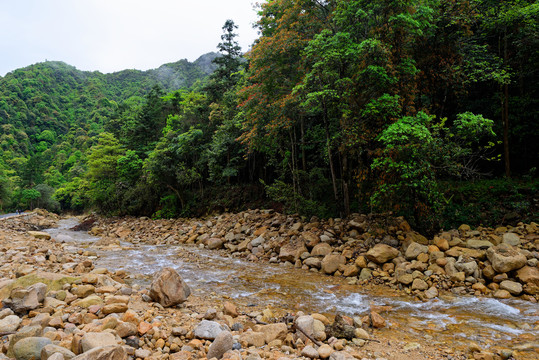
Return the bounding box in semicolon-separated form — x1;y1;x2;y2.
0;0;537;233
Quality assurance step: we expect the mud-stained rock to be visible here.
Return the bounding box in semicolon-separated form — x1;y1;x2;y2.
13;337;52;360
207;330;234;359
27;231;51;240
3;282;47;314
325;314;355;340
321;254;346;274
149;267;191;307
278;241;307;263
366;244;399;264
0;273;77;301
70;345;127;360
486;244;527;273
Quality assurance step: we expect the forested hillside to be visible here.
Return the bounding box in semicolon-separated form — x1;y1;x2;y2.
1;1;537;233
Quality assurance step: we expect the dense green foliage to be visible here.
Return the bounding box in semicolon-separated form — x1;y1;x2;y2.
1;3;537;232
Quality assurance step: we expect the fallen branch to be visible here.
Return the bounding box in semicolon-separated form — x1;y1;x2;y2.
293;324;323;347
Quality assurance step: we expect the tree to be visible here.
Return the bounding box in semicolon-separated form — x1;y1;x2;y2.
371;111;495;232
0;161;12;211
205;20;243;102
21;188;41;210
86;132;124;214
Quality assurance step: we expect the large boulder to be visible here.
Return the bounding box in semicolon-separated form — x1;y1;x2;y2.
302;232;320;248
81;332;118;352
499;280;522;296
486;244;527;273
27;231;51;240
3;283;47;314
0;315;21;333
194;320;228;340
254;323;288;344
278;241;307;263
311;243;333;257
404;242;428;260
366;244;399;264
149;267;191;307
516;266;539;286
70;345;127;360
41;344;77;360
502;233;520;246
321;254;346;274
0;272;77;301
13;337;52;360
206;331;234;359
516;266;539;295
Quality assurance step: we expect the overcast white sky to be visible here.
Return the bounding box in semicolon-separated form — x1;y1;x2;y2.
0;0;261;76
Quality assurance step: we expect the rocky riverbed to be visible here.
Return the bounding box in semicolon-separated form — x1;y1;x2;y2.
0;210;538;360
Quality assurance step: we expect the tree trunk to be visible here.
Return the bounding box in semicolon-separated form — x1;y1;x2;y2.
323;103;339;206
342;152;350;217
503;28;511;178
166;184;184;210
300;117;307;171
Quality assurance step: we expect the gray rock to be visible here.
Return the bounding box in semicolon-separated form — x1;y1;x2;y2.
502;233;520;246
0;308;14;320
329;351;356;360
207;237;225;250
301;345;319;359
411;279;428;291
304;257;322;269
499;280;523;295
250;236;265;247
149;267;191;307
194;320;228;340
134;349;151;359
278;241;308;262
207;331;234;359
321;254;346;274
466;239;494;249
311;243;333;257
4;283;48;314
41;344;76;360
454;257;478;276
69;345;127;360
405;242;428;260
13;337;52;360
0;315;21;332
358;268;372;280
486;244;527;273
295;315;315;344
366;244;399;264
6;325;42;358
47;353;65;360
424;286;439;299
81;332;117;352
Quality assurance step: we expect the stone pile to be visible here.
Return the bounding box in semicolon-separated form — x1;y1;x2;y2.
92;211;539;302
3;214;449;360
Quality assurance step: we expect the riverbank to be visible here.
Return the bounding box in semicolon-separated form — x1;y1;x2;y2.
0;210;538;360
89;210;538;303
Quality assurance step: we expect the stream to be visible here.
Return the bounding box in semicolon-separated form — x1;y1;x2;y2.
46;218;539;355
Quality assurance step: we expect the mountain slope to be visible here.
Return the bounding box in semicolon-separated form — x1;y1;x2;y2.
0;53;219;159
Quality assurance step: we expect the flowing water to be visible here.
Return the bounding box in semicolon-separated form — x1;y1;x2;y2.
47;218;539;355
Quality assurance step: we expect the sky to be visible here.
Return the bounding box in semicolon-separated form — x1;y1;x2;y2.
0;0;261;76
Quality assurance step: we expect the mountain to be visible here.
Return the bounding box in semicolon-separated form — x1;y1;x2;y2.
0;53;219;159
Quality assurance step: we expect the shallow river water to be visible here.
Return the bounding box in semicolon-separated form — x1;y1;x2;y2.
46;218;539;355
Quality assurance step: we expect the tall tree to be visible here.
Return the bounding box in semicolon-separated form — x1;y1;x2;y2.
205;20;243;102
